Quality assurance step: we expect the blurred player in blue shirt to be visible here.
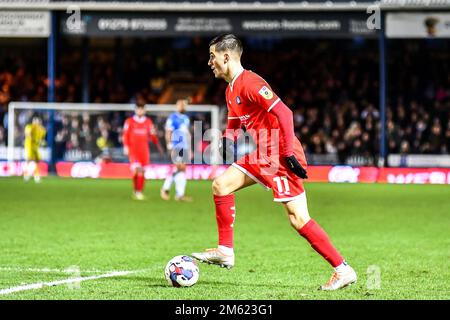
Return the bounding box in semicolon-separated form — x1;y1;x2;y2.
161;99;193;201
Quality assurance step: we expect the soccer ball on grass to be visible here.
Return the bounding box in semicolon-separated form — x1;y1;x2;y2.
164;255;199;287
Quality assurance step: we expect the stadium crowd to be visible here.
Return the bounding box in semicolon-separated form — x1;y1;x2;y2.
0;38;449;164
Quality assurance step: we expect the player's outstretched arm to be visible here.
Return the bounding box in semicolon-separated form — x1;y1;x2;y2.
150;132;163;155
270;101;308;179
147;119;164;155
156;141;164;155
152;132;164;155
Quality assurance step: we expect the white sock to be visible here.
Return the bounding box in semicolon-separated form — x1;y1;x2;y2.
162;172;174;191
30;162;37;175
24;162;35;180
174;171;186;198
218;245;234;255
334;261;350;273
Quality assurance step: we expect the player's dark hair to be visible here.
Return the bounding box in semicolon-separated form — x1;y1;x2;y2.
135;93;146;108
424;17;439;28
209;34;243;56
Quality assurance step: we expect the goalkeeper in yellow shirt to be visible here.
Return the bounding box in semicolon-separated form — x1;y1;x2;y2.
24;116;46;182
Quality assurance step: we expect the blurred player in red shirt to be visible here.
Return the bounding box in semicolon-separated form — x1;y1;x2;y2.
123;101;163;200
192;34;357;291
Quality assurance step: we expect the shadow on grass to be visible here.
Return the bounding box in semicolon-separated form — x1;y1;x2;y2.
116;274;315;290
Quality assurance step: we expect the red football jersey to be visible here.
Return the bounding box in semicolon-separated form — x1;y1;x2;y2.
227;69;307;201
122;115;159;157
225;69;304;157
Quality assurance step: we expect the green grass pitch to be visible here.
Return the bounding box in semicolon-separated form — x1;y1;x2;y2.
0;177;449;300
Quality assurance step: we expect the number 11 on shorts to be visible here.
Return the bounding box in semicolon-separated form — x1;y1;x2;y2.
273;176;290;195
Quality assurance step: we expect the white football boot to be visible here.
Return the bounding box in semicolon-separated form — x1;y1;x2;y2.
133;192;145;200
191;248;234;269
319;265;357;291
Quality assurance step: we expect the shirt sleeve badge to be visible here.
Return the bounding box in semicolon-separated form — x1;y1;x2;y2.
258;86;274;100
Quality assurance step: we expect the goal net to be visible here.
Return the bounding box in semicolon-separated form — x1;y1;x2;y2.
6;102;222;171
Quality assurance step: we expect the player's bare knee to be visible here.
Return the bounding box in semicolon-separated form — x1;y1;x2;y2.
286;203;311;230
288;212;310;230
284;195;311;229
212;177;230;196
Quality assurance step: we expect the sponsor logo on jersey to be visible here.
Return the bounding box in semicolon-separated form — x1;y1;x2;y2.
238;114;250;121
134;128;148;135
236;96;241;105
258;86;273;100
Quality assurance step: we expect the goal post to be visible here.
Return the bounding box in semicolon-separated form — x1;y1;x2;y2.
7;101;221;166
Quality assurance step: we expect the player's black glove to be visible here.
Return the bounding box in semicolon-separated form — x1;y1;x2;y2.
285;155;308;179
219;137;236;164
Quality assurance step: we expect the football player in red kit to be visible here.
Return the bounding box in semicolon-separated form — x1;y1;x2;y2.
123;102;163;200
192;34;357;291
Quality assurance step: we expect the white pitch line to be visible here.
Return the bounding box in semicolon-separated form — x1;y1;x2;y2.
0;270;134;296
0;266;130;274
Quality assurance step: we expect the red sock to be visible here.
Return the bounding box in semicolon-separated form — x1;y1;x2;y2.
297;219;344;268
133;174;138;192
137;173;145;192
214;194;236;248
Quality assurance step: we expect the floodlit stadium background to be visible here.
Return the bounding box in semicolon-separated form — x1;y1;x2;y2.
0;1;449;182
0;0;449;302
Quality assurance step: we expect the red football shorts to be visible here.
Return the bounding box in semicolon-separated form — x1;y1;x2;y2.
128;152;149;171
233;139;307;202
